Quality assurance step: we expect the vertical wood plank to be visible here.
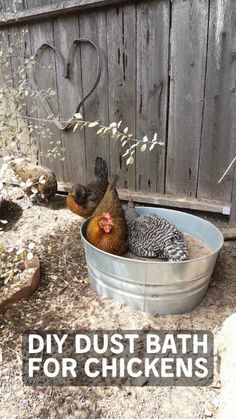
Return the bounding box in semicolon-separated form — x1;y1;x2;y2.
230;170;236;226
7;25;37;160
1;0;34;159
106;4;136;189
197;0;236;202
79;9;109;183
0;28;13;162
26;0;64;180
166;0;209;197
25;0;51;10
53;15;87;184
0;0;25;12
2;0;236;213
136;0;169;193
23;0;52;8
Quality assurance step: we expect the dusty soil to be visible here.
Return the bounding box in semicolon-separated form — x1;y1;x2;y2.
185;234;212;259
0;195;235;419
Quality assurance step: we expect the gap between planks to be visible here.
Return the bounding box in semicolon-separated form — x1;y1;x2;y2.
58;182;231;215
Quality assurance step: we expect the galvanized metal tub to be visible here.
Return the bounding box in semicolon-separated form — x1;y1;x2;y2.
80;207;224;315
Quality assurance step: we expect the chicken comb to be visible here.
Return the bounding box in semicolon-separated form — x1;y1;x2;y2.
103;212;112;220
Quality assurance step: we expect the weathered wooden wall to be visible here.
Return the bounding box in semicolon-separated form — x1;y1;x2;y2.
1;0;236;221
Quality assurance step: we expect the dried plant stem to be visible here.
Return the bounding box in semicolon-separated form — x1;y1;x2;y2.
218;156;236;183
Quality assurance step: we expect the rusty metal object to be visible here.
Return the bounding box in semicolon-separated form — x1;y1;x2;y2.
32;38;102;130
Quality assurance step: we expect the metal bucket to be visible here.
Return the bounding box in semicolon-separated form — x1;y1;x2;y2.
80;207;224;315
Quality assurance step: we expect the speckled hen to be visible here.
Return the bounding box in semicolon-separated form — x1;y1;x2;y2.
125;200;188;262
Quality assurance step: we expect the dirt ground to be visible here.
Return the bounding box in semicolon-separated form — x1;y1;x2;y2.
0;194;235;419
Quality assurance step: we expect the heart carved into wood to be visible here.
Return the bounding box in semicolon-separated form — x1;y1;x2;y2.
31;38;102;131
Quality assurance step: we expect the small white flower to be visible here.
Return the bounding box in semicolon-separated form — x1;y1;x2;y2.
16;248;25;255
88;121;100;128
31;187;38;195
14;157;25;164
39;175;46;184
140;144;147;152
27;252;33;261
3;156;12;162
26;179;33;187
28;242;35;250
74;112;83;119
126;155;135;165
153;133;158;142
109;122;117;128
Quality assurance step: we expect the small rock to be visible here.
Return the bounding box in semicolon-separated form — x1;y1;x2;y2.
211;397;219;408
204;407;213;417
142;323;151;332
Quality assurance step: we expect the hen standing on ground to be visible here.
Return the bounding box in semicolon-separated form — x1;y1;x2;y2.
125;200;188;262
86;175;127;255
9;159;57;203
67;156;108;218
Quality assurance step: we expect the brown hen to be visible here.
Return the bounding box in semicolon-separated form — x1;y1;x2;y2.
86;175;127;255
10;160;57;203
67;156;108;218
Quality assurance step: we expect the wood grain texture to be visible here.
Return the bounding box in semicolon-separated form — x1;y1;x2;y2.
26;0;64;179
0;1;35;159
0;0;139;26
230;171;236;226
222;227;236;240
106;3;136;190
166;0;209;197
0;28;12;164
118;188;230;214
7;25;36;160
136;0;169;194
1;0;25;12
57;181;230;214
1;0;236;215
52;15;86;184
197;0;236;202
79;9;109;183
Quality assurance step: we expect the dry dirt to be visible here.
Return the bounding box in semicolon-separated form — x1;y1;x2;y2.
0;194;235;419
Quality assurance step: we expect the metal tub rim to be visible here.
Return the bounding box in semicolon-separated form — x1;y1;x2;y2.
80;207;224;265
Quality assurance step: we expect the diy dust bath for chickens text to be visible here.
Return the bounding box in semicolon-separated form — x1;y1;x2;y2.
22;330;213;386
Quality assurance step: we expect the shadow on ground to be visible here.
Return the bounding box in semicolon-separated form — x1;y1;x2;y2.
0;200;23;231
